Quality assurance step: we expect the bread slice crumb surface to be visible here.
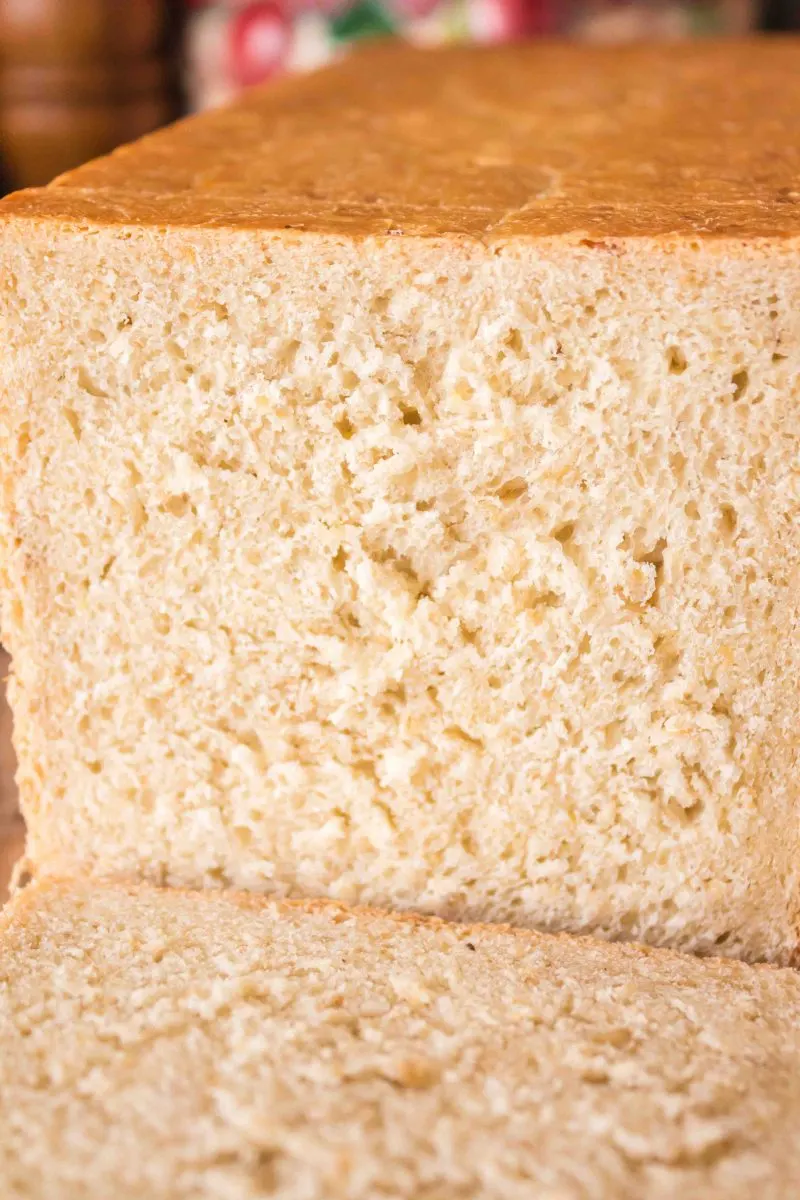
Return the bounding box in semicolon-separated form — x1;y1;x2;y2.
1;876;800;1200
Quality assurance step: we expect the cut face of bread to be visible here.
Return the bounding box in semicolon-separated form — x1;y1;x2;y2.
1;41;800;962
2;877;800;1200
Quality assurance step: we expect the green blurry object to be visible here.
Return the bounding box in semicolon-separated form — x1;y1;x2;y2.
331;0;398;42
689;0;741;31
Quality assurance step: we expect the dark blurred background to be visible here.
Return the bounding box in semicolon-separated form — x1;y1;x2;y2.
0;0;798;897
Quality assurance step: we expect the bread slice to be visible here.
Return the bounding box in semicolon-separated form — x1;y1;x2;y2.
1;40;800;961
2;876;800;1200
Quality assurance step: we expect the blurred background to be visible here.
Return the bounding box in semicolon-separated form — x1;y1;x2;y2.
0;0;798;896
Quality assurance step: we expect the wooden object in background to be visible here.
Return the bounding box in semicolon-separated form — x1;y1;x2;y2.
0;649;20;903
0;0;175;190
0;823;23;904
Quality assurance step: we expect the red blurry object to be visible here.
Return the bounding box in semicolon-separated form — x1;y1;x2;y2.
229;3;291;85
476;0;553;41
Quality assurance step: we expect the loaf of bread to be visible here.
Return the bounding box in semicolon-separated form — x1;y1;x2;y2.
2;876;800;1199
1;40;800;961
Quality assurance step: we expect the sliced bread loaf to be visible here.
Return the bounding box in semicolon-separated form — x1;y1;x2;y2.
2;876;800;1199
1;41;800;959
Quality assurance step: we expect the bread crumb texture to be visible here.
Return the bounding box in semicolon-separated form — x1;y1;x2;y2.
2;878;800;1200
1;42;800;962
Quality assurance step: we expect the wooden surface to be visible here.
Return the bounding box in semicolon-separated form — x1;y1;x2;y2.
0;0;174;189
0;649;22;903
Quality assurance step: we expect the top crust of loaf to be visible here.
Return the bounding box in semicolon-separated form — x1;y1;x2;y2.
1;39;800;240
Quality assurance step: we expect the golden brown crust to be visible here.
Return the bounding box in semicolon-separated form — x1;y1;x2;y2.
1;39;800;241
